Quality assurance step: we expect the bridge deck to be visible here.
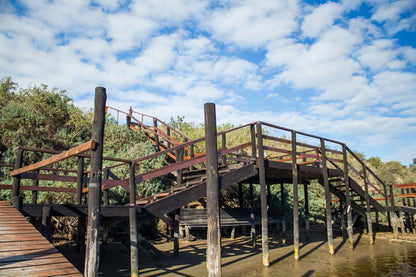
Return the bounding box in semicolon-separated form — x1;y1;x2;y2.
0;201;82;277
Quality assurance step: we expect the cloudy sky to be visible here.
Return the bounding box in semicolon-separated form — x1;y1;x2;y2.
0;0;415;165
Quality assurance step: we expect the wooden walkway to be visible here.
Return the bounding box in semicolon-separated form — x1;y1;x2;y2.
0;201;82;276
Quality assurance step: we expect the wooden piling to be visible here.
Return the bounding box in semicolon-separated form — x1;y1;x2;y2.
292;131;300;260
11;149;23;209
249;182;256;247
85;87;106;277
154;118;160;151
222;133;227;165
304;182;310;237
362;166;374;244
342;145;354;247
103;168;109;206
320;139;334;255
76;157;85;252
129;163;139;277
204;103;221;277
176;148;184;185
42;205;51;239
174;209;180;257
256;122;269;266
389;185;399;238
31;170;39;204
280;183;286;233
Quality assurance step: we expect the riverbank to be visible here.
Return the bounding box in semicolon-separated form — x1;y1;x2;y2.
57;230;416;276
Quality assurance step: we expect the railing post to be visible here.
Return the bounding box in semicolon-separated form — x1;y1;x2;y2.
256;122;269;266
42;205;51;239
174;209;180;256
304;182;310;240
342;145;354;247
383;182;391;229
129;163;139;277
292;131;300;260
249;182;256;248
204;103;221;277
362;165;374;244
76;156;85;252
320;139;334;255
11;148;23;209
85;87;106;277
280;183;286;235
389;185;399;238
167;127;171;148
103;168;109;206
154;118;160;152
221;133;227;165
176;148;184;185
250;124;256;159
31;169;39;204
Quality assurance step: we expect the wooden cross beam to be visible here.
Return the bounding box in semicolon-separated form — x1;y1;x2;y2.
10;140;96;177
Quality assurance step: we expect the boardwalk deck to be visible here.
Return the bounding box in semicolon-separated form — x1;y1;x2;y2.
0;201;82;277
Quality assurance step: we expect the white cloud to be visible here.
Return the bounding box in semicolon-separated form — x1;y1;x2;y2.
301;2;344;38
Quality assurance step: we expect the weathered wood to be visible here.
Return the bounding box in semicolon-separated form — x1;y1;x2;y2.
10;140;96;177
304;183;310;236
363;166;374;244
176;148;184;185
320;139;334;255
256;122;269;266
129;163;139;277
41;205;51;239
238;183;244;208
280;183;286;233
0;184;76;193
342;144;354;247
153;118;160;152
249;182;256;247
11;149;23;209
31;170;39;204
292;131;300;260
204;103;221;277
221;133;227;164
76;157;84;205
174;209;180;256
103;168;109;206
85;87;106;277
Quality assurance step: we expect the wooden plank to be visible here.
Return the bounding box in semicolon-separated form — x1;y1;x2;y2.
393;183;416;189
10;140;96;176
0;184;76;193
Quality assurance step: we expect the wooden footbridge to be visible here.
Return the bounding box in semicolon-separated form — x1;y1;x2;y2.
1;87;415;276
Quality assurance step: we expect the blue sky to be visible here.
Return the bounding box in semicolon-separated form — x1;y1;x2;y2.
0;0;415;165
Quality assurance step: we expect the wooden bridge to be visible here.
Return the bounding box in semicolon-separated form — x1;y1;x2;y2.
1;87;415;276
0;201;82;276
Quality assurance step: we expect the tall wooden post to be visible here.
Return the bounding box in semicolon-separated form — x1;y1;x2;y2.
256;122;269;266
204;103;221;277
238;183;244;208
222;133;227;165
320;139;334;255
362;166;374;244
85;87;106;277
129;163;139;277
280;183;286;233
304;182;310;238
31;170;39;204
249;182;256;247
154;118;160;151
11;148;23;209
174;209;180;256
342;145;354;247
103;168;109;206
292;131;300;260
42;205;51;239
176;148;184;185
390;185;399;238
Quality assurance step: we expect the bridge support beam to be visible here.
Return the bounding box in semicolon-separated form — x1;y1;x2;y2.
320;139;334;255
11;148;23;209
342;145;354;248
363;166;374;244
304;182;310;241
257;122;269;266
204;103;221;277
249;182;256;248
291;131;300;260
129;162;139;277
85;87;106;277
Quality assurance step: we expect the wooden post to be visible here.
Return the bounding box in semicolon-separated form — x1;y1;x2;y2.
11;148;23;209
154;118;160;152
342;145;354;247
304;182;310;238
129;163;139;277
320;139;334;255
31;170;39;204
167;127;171;148
204;103;221;277
103;168;109;206
176;148;184;185
256;122;269;267
399;212;406;235
76;157;85;252
174;209;180;256
292;131;300;260
267;184;272;215
42;205;51;239
390;185;399;238
221;133;227;165
362;166;374;244
85;87;106;277
249;182;256;247
281;183;286;233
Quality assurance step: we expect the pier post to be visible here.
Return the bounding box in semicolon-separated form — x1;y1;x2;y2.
11;148;23;209
362;166;374;244
390;185;399;238
103;168;109;206
174;209;180;256
31;170;39;204
42;205;51;239
176;148;184;185
320;139;334;255
153;118;160;151
292;131;300;260
129;163;139;277
304;182;310;240
281;183;286;234
85;87;106;277
76;157;86;252
249;182;256;248
204;103;221;277
342;145;354;247
256;122;269;266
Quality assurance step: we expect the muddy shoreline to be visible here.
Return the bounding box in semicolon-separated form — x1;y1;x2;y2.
55;230;416;276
